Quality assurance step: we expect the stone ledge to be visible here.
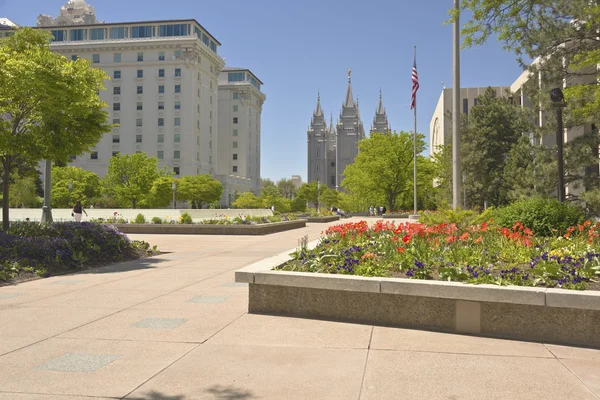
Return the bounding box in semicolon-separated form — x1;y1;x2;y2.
382;214;410;219
380;279;546;306
254;271;380;293
113;220;306;235
546;288;600;311
304;216;341;223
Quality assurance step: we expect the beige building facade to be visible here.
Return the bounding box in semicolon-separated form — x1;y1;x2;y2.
217;67;266;203
32;0;265;207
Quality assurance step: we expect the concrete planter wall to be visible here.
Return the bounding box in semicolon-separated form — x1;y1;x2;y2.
113;220;306;235
382;214;410;219
303;216;340;223
236;242;600;348
1;208;274;223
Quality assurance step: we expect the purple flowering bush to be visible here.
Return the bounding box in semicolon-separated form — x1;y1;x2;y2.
1;222;157;282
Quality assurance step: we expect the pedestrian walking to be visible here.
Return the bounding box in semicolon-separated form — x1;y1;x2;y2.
72;200;88;222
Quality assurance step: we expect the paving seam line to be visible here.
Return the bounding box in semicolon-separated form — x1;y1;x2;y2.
357;326;375;400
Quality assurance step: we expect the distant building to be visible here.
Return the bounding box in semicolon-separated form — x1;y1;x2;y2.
217;67;266;204
37;0;102;27
32;0;265;207
0;18;18;37
307;70;386;190
291;175;303;189
429;86;510;156
429;57;599;199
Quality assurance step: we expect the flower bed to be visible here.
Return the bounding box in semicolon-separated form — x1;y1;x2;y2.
277;220;600;291
0;222;158;283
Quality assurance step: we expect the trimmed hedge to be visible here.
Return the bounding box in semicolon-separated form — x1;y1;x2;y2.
493;198;585;236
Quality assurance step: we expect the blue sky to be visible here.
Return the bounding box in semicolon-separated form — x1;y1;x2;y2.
1;0;524;181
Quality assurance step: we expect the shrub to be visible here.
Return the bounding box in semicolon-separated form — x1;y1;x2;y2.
291;197;307;212
151;216;163;224
2;222;157;281
419;208;486;228
134;213;146;224
179;213;193;224
493;198;585;236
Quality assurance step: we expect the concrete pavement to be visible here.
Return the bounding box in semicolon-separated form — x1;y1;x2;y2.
0;218;598;399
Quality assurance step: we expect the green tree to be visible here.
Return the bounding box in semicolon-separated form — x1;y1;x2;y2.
9;173;42;208
277;178;297;199
461;88;534;207
504;134;558;201
296;182;319;208
453;0;600;122
102;153;169;209
343;131;426;211
177;174;223;208
232;192;264;209
262;195;291;213
320;187;340;209
290;196;307;212
51;166;100;208
0;28;110;229
145;176;175;208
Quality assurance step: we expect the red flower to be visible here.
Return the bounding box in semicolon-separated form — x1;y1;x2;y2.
391;236;399;243
474;236;483;244
402;234;412;244
445;236;457;244
459;232;470;241
397;248;405;253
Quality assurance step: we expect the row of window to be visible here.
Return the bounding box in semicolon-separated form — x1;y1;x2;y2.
113;84;181;94
111;100;181;113
50;25;218;54
227;72;261;91
90;50;185;65
112;68;181;79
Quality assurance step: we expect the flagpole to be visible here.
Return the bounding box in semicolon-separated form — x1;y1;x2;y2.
413;45;418;218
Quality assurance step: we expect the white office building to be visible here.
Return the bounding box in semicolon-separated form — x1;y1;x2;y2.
217;67;266;203
33;0;266;206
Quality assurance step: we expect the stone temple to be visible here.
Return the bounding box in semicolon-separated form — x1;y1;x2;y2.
306;70;390;190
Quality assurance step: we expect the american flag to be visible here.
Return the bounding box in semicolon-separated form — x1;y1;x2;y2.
411;58;419;110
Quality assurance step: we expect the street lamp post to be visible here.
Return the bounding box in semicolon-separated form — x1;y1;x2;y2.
67;181;73;208
172;181;177;210
550;88;566;202
41;159;53;224
452;0;462;210
317;180;321;213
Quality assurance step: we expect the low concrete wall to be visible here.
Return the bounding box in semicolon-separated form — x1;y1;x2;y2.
1;208;273;223
113;219;306;235
236;242;600;348
304;216;340;223
383;214;410;219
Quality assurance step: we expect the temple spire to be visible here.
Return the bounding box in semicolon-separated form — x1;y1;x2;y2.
371;89;390;134
314;91;323;117
344;68;354;108
377;88;385;114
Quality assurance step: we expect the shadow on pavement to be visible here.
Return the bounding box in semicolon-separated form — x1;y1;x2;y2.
126;391;185;399
204;384;256;399
78;256;169;275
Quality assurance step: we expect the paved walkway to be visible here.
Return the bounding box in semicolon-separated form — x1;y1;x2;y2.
0;218;598;399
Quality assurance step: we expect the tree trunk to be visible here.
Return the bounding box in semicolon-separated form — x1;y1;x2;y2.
2;158;11;231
